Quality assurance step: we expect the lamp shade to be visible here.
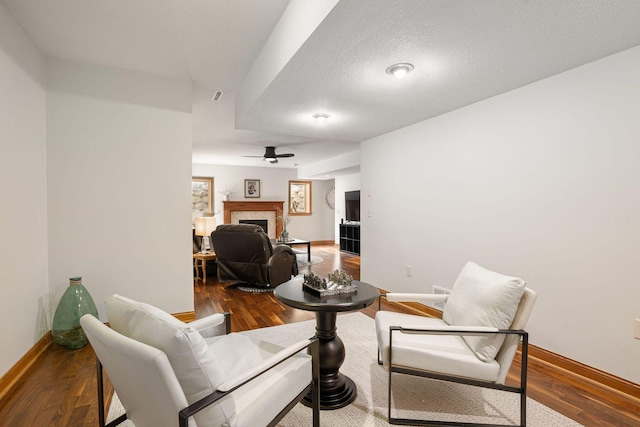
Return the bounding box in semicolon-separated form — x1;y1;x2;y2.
195;216;217;237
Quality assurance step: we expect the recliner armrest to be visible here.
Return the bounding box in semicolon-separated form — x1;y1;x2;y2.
272;244;296;256
268;245;299;284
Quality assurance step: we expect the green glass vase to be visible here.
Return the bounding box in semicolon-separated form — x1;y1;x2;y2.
51;277;98;349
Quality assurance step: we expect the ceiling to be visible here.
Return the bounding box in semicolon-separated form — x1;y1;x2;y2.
4;0;640;175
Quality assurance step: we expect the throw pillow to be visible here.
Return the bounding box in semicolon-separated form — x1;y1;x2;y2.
442;262;526;362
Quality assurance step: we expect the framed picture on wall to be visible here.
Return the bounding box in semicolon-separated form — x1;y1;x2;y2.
192;176;214;215
244;179;261;198
289;180;312;215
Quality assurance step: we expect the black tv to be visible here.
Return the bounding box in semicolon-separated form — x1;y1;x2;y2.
345;190;361;222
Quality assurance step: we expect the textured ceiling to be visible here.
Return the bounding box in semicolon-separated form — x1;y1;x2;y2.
241;0;640;142
3;0;640;174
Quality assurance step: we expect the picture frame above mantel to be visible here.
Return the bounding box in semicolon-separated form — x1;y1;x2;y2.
244;179;261;198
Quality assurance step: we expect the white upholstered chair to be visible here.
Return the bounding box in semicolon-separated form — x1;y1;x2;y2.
81;294;319;427
375;262;537;426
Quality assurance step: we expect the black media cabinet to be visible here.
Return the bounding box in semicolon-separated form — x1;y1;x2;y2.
339;223;360;255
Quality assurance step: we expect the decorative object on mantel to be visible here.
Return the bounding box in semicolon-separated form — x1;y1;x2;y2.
302;270;357;297
218;188;233;201
275;205;291;241
51;277;98;349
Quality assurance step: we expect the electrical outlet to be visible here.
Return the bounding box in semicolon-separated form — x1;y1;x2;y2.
406;265;412;277
635;318;640;340
432;286;451;310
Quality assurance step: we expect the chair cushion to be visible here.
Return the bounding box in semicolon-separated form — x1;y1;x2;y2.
375;311;500;382
204;337;312;427
443;262;526;362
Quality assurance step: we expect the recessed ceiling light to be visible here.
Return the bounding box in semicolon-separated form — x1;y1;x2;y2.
312;113;331;122
386;63;414;79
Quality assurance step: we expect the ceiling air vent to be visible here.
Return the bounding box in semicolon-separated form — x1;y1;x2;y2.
211;91;224;102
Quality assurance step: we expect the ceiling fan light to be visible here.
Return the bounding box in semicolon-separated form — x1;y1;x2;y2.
312;113;330;122
386;63;414;79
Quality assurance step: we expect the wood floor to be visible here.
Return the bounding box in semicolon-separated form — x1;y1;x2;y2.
0;243;638;426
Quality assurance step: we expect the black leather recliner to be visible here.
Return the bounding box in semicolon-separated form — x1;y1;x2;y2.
211;224;298;288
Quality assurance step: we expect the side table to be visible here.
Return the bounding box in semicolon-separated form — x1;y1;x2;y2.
192;252;216;283
274;278;380;410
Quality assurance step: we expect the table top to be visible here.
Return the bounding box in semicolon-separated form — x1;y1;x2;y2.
272;238;310;245
192;252;216;259
274;277;380;312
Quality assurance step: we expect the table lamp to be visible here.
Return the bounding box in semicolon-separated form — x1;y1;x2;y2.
195;216;217;253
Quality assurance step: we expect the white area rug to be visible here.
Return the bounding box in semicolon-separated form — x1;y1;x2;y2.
108;313;582;426
296;254;323;266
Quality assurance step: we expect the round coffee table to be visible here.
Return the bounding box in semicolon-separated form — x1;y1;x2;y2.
274;278;379;410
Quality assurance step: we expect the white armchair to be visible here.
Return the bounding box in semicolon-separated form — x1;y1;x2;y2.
375;262;537;426
81;294;319;427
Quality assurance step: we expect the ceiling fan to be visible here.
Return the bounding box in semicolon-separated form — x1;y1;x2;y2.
243;146;294;164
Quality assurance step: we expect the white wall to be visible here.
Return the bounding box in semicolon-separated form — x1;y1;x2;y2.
0;3;48;377
361;46;640;383
46;59;194;320
192;164;335;241
334;173;361;243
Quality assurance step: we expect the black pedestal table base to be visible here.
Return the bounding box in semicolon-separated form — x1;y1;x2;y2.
273;279;380;411
301;311;357;410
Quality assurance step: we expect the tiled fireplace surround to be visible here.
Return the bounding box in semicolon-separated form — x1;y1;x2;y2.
223;201;284;240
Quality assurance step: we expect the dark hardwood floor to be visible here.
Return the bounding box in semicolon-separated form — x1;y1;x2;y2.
0;243;638;426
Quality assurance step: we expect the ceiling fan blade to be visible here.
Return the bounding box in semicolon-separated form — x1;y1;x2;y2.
244;146;291;163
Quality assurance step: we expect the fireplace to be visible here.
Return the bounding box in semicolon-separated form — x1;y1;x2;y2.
239;219;268;233
223;201;284;239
